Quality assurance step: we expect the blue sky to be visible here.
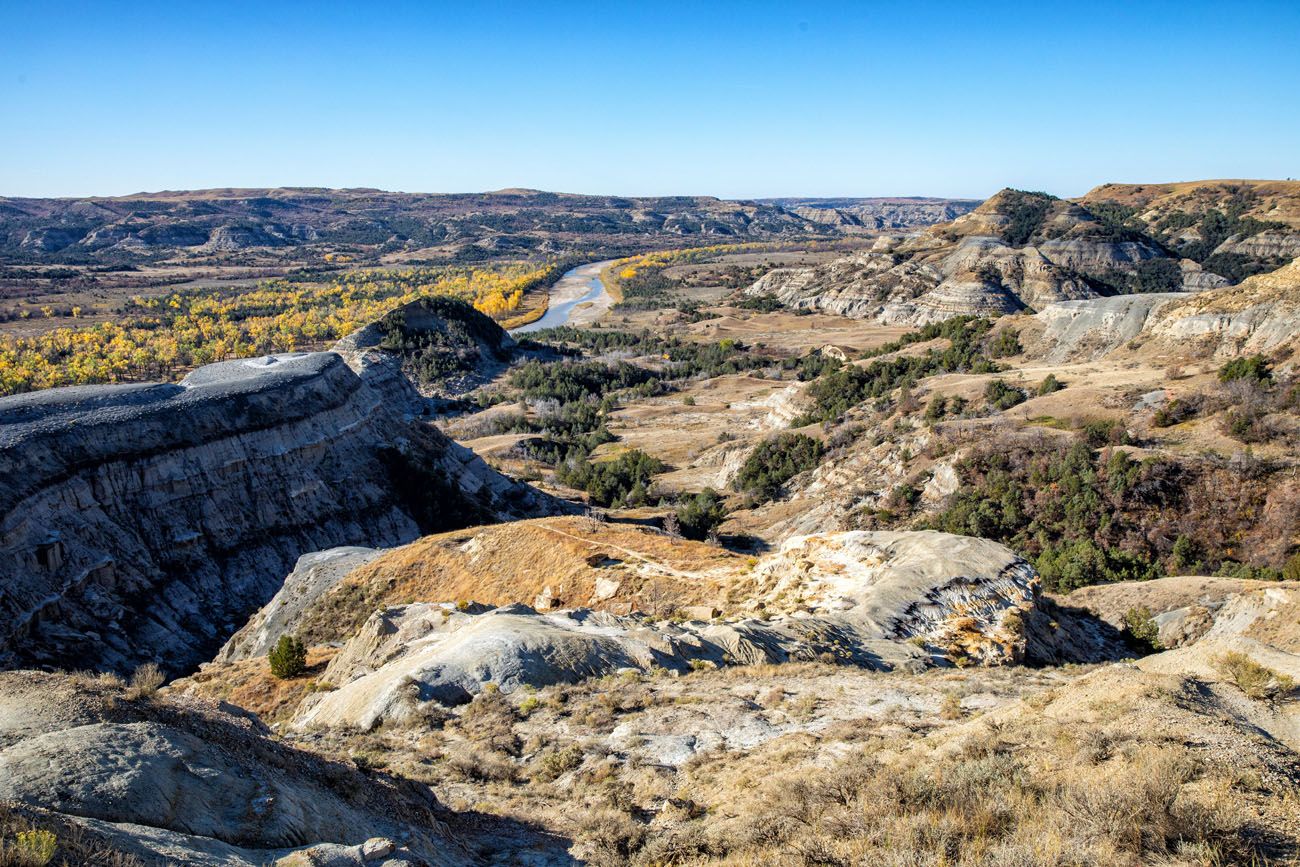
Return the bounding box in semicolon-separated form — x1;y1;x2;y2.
1;1;1297;199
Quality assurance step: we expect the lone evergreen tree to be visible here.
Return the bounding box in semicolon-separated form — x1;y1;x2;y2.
268;634;308;679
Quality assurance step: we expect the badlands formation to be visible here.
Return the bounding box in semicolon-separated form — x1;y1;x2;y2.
1;181;1298;865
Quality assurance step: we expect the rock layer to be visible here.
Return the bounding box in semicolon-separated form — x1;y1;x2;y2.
274;530;1082;731
0;351;563;674
744;190;1189;325
0;671;466;866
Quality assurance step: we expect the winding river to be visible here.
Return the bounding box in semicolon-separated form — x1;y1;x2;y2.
509;259;615;335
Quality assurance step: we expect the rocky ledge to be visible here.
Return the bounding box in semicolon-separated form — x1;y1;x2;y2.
207;529;1125;732
0;351;565;675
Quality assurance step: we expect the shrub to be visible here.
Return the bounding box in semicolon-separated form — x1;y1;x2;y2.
1123;606;1162;652
457;683;521;755
675;489;728;541
1037;373;1064;395
1170;535;1203;573
733;433;824;502
268;635;308;679
988;328;1022;358
7;830;58;867
125;663;165;700
1080;418;1129;447
576;809;647;864
1036;540;1161;593
445;746;517;783
1284;552;1300;583
1218;355;1272;384
984;379;1027;411
533;744;585;782
1215;561;1284;582
1152;396;1200;427
1215;651;1295;701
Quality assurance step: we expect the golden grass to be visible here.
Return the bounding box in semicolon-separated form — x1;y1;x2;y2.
171;647;338;723
293;517;747;646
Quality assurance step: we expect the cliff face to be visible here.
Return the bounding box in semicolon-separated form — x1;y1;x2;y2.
744;190;1206;325
0;351;563;675
765;197;983;229
1030;257;1300;362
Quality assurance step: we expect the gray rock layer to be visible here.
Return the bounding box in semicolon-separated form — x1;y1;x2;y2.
0;351;562;674
0;671;466;866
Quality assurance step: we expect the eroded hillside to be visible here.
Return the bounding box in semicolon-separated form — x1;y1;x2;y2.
2;180;1299;867
740;188;1225;324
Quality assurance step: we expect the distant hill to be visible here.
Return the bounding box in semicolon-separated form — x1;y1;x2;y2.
0;187;843;266
1078;179;1300;282
743;187;1216;324
758;196;982;229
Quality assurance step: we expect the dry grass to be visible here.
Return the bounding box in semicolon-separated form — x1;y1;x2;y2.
123;663;164;700
293;517;745;646
1215;651;1296;701
169;647;338;723
283;660;1297;866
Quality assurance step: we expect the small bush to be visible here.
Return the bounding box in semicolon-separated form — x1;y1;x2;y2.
268;635;308;679
446;746;517;783
984;379;1026;411
1152;396;1200;427
675;488;728;541
1218;355;1272;384
1037;373;1064;395
125;663;165;700
1283;552;1300;583
1215;651;1294;700
457;684;521;755
1123;606;1162;652
1080;418;1129;447
533;744;584;782
576;809;647;865
518;695;543;717
988;328;1022;358
7;830;58;867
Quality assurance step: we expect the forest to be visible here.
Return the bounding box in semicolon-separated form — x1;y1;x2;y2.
0;261;560;395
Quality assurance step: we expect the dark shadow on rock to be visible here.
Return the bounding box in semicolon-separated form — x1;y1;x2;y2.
449;809;579;865
1024;597;1134;666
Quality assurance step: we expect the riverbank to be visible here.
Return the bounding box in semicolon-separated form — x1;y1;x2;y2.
509;260;615;335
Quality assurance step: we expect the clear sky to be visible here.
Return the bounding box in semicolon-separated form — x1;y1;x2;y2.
2;0;1297;200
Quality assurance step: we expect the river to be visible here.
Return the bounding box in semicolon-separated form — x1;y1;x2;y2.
509;260;615;335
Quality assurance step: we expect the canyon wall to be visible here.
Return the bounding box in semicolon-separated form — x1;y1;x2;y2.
0;351;563;674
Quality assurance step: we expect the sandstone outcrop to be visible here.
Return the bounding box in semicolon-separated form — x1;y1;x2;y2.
0;351;564;674
766;197;982;229
246;529;1117;731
